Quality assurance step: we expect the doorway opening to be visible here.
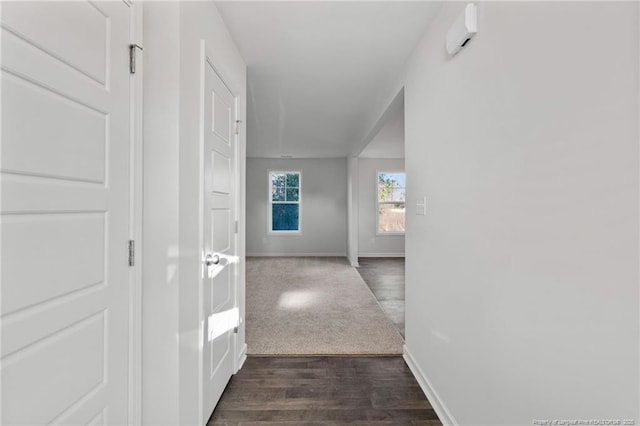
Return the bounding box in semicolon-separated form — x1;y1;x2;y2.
355;91;406;339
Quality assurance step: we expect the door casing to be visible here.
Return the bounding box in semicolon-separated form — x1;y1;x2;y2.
128;2;144;425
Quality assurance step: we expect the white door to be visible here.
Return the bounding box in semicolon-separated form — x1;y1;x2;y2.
1;2;132;425
202;54;238;420
202;53;238;420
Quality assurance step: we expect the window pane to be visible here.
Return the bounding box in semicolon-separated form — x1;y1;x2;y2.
286;173;299;188
378;203;405;233
271;173;286;188
378;172;406;202
272;203;299;231
272;187;285;201
286;188;299;202
391;188;405;202
381;172;405;185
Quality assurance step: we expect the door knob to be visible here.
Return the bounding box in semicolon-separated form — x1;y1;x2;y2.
205;253;220;266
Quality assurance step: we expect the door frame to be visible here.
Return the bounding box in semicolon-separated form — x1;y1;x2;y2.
128;1;143;424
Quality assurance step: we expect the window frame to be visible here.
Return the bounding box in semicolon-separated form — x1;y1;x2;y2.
376;170;406;236
268;170;302;235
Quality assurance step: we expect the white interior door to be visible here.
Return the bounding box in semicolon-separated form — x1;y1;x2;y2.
1;2;132;424
202;53;238;420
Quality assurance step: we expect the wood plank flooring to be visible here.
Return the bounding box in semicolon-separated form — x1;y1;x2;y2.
356;257;405;338
208;356;442;425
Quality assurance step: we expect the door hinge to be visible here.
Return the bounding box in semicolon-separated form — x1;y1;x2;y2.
128;240;135;267
234;220;238;234
129;44;143;74
233;326;239;334
235;120;242;135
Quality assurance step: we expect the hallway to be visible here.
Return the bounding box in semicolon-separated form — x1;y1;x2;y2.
2;2;637;425
208;356;442;425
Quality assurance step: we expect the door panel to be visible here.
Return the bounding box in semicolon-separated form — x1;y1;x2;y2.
2;1;109;85
212;209;231;253
1;2;131;424
2;314;105;425
1;213;105;316
212;92;232;144
202;51;238;420
2;73;107;182
211;151;231;194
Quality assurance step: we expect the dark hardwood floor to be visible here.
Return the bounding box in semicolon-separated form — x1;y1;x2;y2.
356;257;405;338
208;356;442;425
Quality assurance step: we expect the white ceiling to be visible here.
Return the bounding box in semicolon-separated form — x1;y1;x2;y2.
359;96;404;159
215;1;441;158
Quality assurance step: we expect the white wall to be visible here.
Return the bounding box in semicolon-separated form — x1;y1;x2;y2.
246;158;347;256
358;158;405;257
359;100;405;159
143;2;247;425
403;2;639;425
142;4;180;424
347;156;359;266
347;157;360;267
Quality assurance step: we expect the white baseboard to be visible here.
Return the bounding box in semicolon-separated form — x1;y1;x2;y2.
246;252;347;257
235;343;247;374
358;253;405;258
403;345;457;426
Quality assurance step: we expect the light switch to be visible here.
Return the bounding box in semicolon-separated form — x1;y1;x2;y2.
416;196;427;215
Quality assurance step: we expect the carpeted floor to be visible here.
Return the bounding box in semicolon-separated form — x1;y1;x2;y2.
246;257;404;355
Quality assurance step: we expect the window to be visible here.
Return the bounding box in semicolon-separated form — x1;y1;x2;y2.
269;171;301;233
377;172;405;234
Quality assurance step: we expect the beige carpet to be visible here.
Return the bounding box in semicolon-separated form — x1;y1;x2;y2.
246;256;404;355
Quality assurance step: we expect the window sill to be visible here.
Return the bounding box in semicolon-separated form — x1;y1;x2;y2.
268;231;302;236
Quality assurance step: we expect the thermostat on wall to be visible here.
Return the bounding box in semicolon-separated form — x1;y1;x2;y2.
446;3;477;56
